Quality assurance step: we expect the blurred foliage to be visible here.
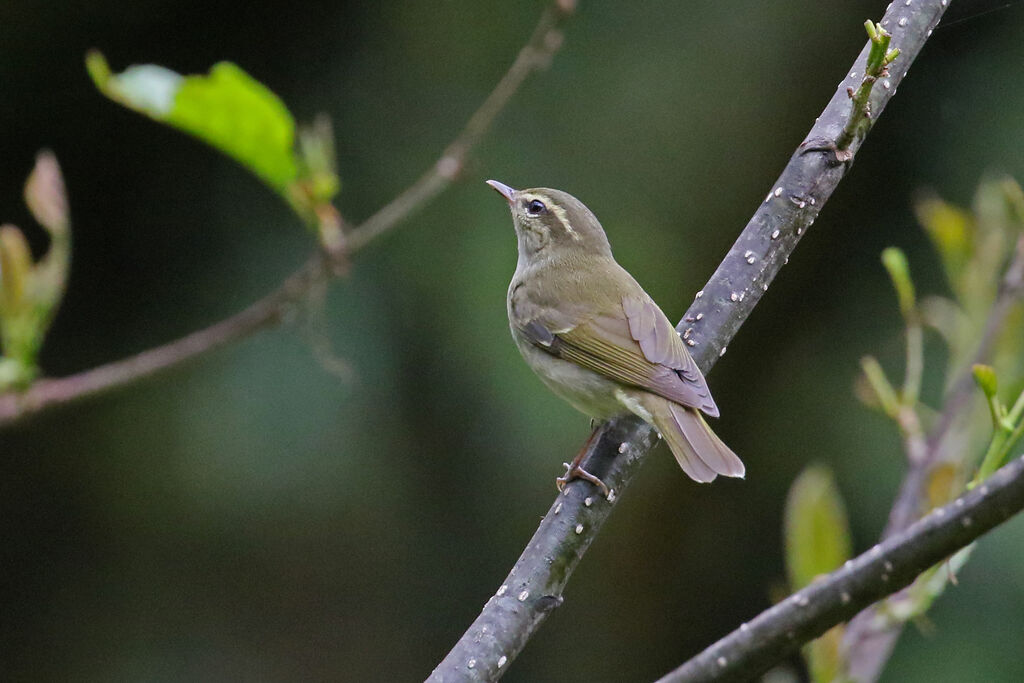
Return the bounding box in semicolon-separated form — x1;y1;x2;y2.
784;464;853;682
973;361;1024;482
3;1;1024;681
785;465;853;593
0;153;69;390
919;178;1024;379
847;175;1024;677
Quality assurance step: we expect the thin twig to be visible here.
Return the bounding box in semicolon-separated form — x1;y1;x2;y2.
882;289;1020;538
427;2;950;681
0;1;574;429
657;454;1024;683
346;4;570;251
0;257;325;423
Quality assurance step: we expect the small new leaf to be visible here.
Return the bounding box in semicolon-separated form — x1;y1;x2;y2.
881;247;916;319
864;19;879;41
972;364;998;401
0;154;72;390
864;20;893;75
0;226;32;320
860;355;900;418
25;151;69;237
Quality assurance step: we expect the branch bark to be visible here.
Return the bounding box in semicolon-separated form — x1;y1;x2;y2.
428;1;950;681
657;454;1024;683
0;1;573;428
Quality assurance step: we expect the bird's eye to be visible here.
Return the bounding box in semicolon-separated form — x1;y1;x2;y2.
526;199;547;216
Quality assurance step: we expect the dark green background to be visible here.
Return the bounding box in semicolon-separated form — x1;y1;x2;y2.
2;1;1023;680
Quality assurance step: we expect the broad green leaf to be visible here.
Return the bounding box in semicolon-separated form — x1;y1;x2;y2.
88;52;300;196
785;465;854;683
785;464;853;591
782;464;856;683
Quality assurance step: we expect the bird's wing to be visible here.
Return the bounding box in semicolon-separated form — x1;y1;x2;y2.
517;294;719;416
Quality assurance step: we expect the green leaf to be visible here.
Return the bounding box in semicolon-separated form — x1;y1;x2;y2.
1002;177;1024;227
919;295;970;372
881;247;916;319
805;627;845;683
0;225;32;321
974;175;1024;240
914;192;973;298
785;464;854;683
24;151;69;238
88;51;300;196
859;355;900;418
785;464;853;591
972;364;999;401
0;154;72;390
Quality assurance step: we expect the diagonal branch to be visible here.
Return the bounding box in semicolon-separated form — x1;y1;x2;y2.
657;454;1024;683
427;1;950;680
0;1;574;428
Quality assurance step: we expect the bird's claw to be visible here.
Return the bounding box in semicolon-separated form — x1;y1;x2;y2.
556;462;611;497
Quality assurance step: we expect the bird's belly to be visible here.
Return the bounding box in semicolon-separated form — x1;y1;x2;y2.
514;336;628;420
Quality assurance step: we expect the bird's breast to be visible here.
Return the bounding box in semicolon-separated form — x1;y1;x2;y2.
511;328;628;420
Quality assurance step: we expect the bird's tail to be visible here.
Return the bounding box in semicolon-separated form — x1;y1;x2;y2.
641;394;745;483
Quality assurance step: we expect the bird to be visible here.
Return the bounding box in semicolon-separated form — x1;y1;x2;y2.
487;180;744;494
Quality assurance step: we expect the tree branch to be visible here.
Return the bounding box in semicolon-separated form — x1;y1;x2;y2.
428;1;950;681
656;454;1024;683
0;1;573;428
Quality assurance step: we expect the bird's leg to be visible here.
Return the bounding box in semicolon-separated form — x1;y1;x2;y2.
556;427;610;497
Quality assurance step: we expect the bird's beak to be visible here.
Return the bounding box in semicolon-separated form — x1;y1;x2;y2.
486;179;516;204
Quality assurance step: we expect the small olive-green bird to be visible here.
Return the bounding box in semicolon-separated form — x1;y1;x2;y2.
487;180;744;493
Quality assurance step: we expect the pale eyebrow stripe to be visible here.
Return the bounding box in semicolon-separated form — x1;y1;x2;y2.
521;192;581;241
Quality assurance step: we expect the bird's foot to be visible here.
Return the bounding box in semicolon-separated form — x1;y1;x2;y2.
556;461;610;497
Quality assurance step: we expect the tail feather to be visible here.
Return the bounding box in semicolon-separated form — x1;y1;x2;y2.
670;402;745;479
639;394;745;483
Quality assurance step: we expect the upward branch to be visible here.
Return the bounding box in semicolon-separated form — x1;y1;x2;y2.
429;1;951;680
